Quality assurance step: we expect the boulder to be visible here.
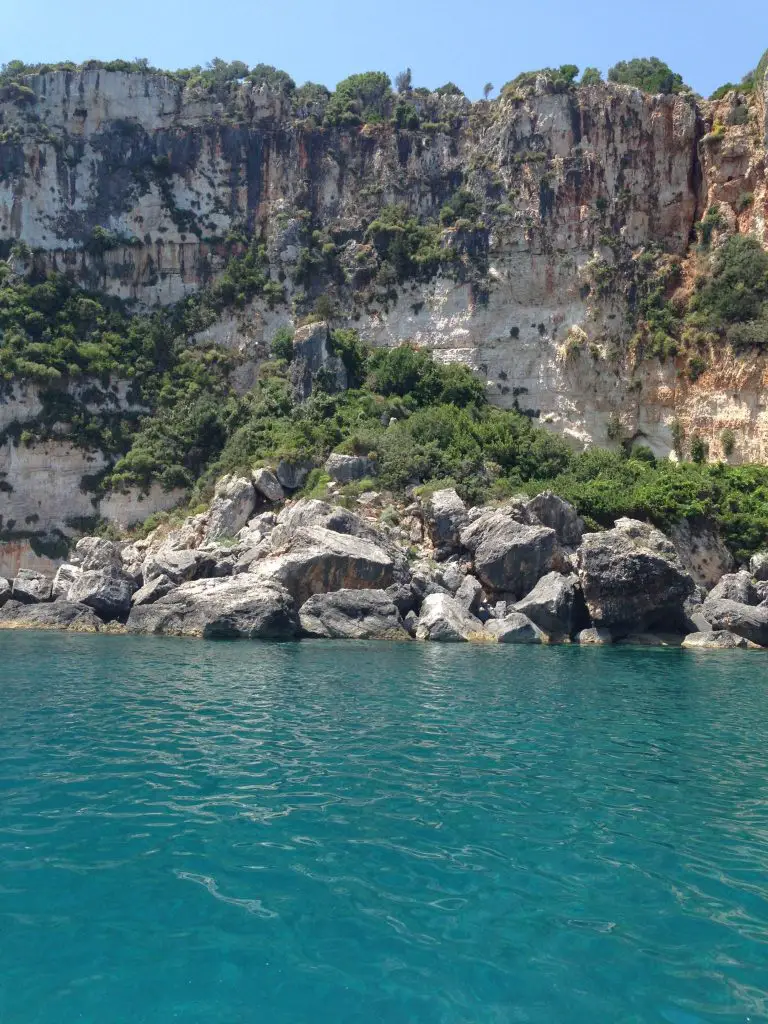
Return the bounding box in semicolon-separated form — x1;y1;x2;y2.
526;492;584;547
415;593;485;642
434;562;465;595
707;570;758;606
143;546;216;585
0;577;11;608
52;563;82;599
460;508;557;597
385;583;417;617
670;520;735;589
576;627;612;645
750;551;768;582
72;536;122;571
403;610;419;637
252;468;285;504
0;600;103;632
290;321;348;401
131;574;175;607
484;612;544;644
325;453;376;484
68;566;135;621
454;574;485;613
276;459;314;491
253;526;395;606
126;577;299;639
12;569;52;604
424;489;468;551
682;630;761;650
577;519;694;632
299;589;409;640
700;598;768;647
205;475;256;541
514;572;587;639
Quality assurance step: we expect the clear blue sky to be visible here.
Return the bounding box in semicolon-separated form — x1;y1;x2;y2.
3;0;767;99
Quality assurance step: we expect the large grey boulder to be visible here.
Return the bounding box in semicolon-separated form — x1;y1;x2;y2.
131;574;175;607
299;589;409;639
276;459;314;491
514;572;587;639
454;574;485;613
577;519;694;632
577;627;612;645
0;577;11;608
252;468;285;503
700;598;768;646
290;321;348;401
205;475;256;541
253;526;395;606
707;570;758;606
460;507;557;597
126;576;299;639
325;453;375;484
143;546;216;585
415;593;485;642
682;630;761;650
484;612;544;644
670;520;735;589
526;492;584;547
424;488;468;551
68;566;135;621
52;563;82;598
72;537;122;571
0;600;103;632
12;569;52;604
750;551;768;582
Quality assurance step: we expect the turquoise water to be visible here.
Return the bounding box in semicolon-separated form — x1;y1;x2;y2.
1;636;768;1023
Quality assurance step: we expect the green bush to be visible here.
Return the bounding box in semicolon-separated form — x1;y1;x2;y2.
270;326;294;363
607;57;687;94
580;67;602;85
690;234;768;326
324;72;392;126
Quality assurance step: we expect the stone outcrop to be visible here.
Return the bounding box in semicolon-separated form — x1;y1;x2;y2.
578;519;694;632
415;593;485;642
0;600;103;632
460;507;557;597
67;566;135;620
424;489;468;552
252;468;285;503
325;454;376;485
682;630;761;650
126;577;299;638
11;569;52;604
525;492;584;548
700;598;768;646
299;589;408;640
290;322;347;401
514;572;587;639
707;570;758;605
484;613;544;644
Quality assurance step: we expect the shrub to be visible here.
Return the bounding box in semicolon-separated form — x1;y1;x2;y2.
721;428;735;458
690;234;768;325
690;435;708;464
580;67;602;85
270;326;294;363
324;71;392;126
607;57;687;94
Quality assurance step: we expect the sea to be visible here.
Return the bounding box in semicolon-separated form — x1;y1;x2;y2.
1;632;767;1023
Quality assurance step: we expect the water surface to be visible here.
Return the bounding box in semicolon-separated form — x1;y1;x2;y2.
1;634;767;1023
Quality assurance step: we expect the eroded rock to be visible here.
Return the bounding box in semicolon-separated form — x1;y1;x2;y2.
415;593;485;642
514;572;587;639
299;589;408;639
126;577;299;639
682;630;761;650
0;600;102;632
12;569;52;604
484;612;544;643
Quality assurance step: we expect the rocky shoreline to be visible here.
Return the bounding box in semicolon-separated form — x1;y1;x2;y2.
1;472;766;651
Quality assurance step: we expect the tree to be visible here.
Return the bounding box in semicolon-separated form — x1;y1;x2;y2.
580;67;602;85
607;57;686;95
395;67;412;93
483;82;494;99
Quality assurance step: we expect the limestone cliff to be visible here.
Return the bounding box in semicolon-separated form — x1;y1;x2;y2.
1;62;767;573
